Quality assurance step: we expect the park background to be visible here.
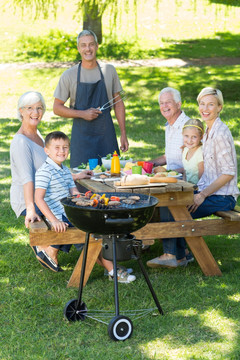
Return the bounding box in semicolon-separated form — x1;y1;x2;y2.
1;0;240;359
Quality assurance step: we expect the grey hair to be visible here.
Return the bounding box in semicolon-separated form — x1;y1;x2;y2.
77;30;98;46
197;87;224;107
158;87;181;104
17;91;46;121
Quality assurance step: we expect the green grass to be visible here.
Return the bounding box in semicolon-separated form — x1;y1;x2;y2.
1;64;240;359
1;0;240;358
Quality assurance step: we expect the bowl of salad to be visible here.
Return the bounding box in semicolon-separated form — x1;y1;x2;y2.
101;153;132;169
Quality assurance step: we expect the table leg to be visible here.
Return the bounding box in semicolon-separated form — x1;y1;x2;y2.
168;205;222;276
67;240;102;288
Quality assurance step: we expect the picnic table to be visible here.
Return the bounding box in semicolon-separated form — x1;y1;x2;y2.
29;177;240;287
76;178;224;277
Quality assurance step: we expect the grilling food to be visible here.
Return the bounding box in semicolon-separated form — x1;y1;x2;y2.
71;191;141;207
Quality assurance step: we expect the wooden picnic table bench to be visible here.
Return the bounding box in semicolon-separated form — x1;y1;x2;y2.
29;178;240;287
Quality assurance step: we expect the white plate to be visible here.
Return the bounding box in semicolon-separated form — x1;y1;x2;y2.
73;167;106;176
91;176;121;182
73;167;88;172
170;173;182;178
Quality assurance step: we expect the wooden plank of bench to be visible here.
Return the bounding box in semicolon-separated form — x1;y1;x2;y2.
133;218;240;239
215;209;240;221
29;219;49;233
29;227;87;246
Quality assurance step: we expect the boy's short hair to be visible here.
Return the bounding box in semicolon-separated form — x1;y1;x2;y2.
45;131;70;147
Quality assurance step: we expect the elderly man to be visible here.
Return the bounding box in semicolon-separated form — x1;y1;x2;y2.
53;30;128;168
151;87;189;172
147;87;193;268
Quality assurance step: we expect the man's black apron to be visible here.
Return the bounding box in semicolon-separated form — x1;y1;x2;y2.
70;62;119;167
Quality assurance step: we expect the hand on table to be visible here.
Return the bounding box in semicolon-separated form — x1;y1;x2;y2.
25;210;41;228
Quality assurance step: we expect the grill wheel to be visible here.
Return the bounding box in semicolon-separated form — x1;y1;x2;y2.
64;299;87;322
108;315;133;341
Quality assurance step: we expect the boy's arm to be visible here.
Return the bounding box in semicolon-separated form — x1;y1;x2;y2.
35;188;68;233
70;187;80;196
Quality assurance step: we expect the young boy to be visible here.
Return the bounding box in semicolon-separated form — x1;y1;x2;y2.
35;131;135;283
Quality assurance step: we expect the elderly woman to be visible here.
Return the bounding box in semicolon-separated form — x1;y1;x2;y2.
10;91;92;271
147;87;239;268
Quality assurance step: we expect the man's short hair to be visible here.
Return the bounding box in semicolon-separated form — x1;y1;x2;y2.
77;30;98;46
45;131;70;147
158;87;181;104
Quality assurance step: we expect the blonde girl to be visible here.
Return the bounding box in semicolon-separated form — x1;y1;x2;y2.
182;118;204;184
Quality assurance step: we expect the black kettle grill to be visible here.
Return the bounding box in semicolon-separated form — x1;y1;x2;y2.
61;192;163;341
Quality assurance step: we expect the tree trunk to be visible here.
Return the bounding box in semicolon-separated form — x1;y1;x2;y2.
83;2;102;43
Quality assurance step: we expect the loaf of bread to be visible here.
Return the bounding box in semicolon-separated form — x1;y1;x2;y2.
149;176;177;183
153;166;167;174
114;174;150;186
154;172;167;177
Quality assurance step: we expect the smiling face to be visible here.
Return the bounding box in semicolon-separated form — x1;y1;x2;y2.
19;101;44;127
159;92;182;124
77;35;98;63
198;94;222;127
183;127;202;150
45;138;70;166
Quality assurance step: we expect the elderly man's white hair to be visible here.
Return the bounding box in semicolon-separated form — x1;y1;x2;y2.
77;30;98;46
158;87;182;104
17;91;46;121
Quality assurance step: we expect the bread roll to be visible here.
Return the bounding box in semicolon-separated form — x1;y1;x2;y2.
154;172;167;177
149;176;177;183
115;174;150;186
153;166;167;174
167;171;178;176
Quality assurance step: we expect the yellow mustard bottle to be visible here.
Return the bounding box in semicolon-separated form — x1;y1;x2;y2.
111;151;121;176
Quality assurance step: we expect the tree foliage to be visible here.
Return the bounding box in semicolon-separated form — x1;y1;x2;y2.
11;0;140;43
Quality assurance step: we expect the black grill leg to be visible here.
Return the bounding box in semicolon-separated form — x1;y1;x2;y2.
76;232;90;309
112;235;120;316
133;246;164;315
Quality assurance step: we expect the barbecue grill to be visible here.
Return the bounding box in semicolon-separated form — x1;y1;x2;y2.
61;192;163;341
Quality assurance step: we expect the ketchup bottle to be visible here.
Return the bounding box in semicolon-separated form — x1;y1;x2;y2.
111;151;121;176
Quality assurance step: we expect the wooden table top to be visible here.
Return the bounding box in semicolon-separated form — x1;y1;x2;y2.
76;178;195;195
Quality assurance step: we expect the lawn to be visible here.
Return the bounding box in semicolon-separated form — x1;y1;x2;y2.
1;0;240;358
1;64;240;359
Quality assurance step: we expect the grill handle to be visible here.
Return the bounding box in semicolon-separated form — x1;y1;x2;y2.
104;217;134;226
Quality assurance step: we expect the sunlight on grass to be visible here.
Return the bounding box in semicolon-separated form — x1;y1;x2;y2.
0;277;9;284
228;293;240;302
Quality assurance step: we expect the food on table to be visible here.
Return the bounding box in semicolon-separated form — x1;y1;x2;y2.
167;171;178;176
154;172;167;177
78;162;89;170
128;195;140;201
150;176;177;183
123;162;135;172
153;166;167;174
114;174;150;187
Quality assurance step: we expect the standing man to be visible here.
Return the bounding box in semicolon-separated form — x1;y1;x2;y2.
151;87;189;172
53;30;129;168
